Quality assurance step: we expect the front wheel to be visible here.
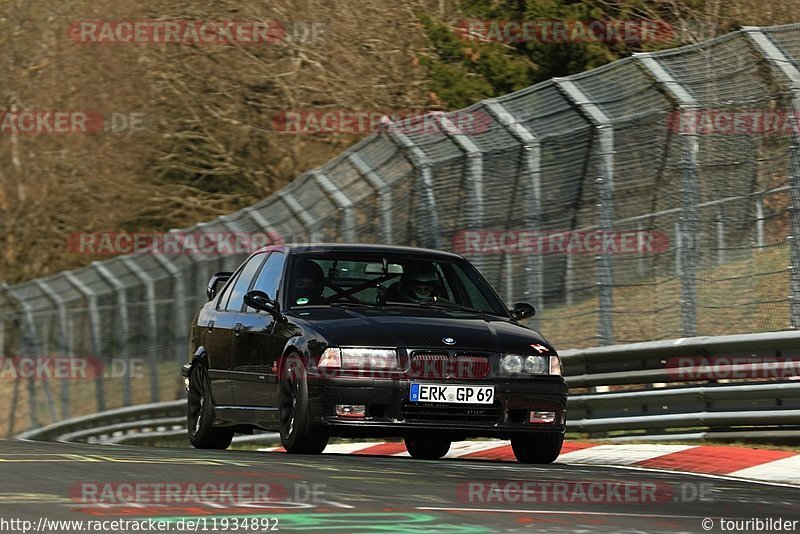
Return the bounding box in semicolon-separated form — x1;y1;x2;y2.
510;433;564;464
186;364;234;450
279;354;328;454
404;435;451;460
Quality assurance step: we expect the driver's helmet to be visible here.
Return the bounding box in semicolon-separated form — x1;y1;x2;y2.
292;259;324;304
399;262;440;302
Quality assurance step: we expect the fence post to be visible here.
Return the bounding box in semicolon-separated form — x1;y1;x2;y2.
92;262;132;406
755;196;765;249
151;255;189;381
217;216;250;270
314;170;356;242
120;257;160;402
278;189;320;243
635;53;700;337
33;280;72;420
556;79;616;346
485;100;543;328
348;151;394;244
4;287;45;429
386;128;442;249
63;272;107;412
716;209;725;265
437;112;487;273
743;27;800;328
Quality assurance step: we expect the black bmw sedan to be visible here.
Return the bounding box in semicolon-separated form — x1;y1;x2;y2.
182;244;568;463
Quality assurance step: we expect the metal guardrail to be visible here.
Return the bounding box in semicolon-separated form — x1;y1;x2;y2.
16;330;800;444
560;331;800;439
16;400;186;444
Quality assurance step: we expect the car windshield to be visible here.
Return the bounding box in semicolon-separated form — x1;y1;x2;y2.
287;252;508;316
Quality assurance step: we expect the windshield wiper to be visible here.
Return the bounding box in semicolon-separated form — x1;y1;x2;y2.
329;301;373;308
419;301;489;314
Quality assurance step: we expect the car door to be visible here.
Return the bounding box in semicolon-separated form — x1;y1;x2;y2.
205;252;267;406
230;251;287;412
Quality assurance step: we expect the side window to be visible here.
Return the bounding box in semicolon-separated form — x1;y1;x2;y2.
224;253;267;312
248;252;286;310
450;263;493;310
215;272;239;310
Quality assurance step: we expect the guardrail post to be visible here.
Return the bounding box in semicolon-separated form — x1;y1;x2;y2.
743;27;800;328
348;152;394;244
385;127;442;249
635;53;700;336
313;170;355;242
33;280;72;419
92;262;132;406
485;100;543;327
556;79;616;345
63;272;106;412
120;257;160;402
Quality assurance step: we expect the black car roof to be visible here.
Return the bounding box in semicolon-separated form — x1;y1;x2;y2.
256;243;466;260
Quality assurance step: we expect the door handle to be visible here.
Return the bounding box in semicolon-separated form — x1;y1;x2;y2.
207;320;214;332
233;323;244;336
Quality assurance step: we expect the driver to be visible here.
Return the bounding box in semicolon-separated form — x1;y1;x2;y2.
292;259;324;305
397;262;440;303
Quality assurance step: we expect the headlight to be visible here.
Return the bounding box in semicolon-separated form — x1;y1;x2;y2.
500;354;524;374
501;353;556;375
525;355;548;374
319;348;398;370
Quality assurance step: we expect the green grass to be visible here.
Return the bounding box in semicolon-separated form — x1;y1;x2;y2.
540;243;791;349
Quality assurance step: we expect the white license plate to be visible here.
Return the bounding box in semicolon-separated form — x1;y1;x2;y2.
409;383;494;404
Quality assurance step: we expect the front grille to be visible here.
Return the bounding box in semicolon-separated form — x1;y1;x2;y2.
410;351;491;379
400;399;501;423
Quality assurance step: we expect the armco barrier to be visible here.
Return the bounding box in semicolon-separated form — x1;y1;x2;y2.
18;331;800;444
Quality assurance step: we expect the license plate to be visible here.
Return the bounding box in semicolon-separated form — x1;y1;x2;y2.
409;383;494;404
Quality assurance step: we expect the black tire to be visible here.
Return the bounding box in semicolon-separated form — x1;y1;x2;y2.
511;433;564;464
404;435;451;460
279;354;328;454
187;363;234;450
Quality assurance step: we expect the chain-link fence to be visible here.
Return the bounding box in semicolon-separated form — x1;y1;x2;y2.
3;24;800;435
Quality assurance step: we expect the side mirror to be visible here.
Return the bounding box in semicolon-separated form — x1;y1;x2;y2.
509;302;535;320
207;271;233;301
244;290;282;320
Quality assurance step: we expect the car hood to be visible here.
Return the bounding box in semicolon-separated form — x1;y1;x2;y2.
287;306;553;354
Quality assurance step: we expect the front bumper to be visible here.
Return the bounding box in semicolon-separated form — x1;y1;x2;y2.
306;374;568;439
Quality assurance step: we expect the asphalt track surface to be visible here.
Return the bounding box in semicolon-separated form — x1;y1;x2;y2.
1;439;798;533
